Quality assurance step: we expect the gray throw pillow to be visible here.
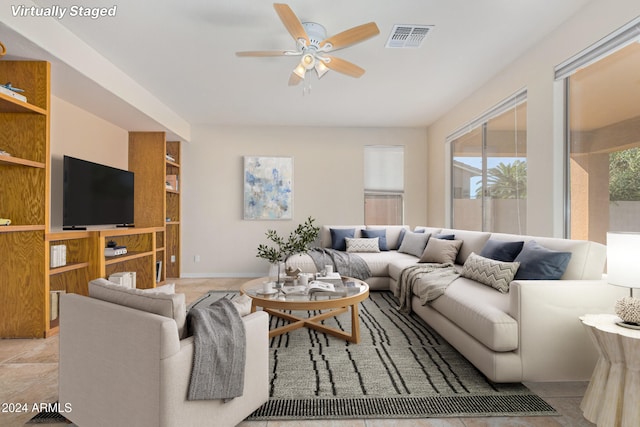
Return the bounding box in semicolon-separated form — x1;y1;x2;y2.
398;232;431;257
419;238;463;264
513;240;572;280
461;252;520;293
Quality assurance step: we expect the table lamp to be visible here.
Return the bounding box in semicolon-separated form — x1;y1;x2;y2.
607;232;640;328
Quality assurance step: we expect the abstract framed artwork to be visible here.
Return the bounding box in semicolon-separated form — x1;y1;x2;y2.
243;156;293;220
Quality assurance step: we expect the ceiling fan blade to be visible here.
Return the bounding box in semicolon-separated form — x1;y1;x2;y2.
274;3;309;45
322;55;365;78
288;72;303;86
319;22;380;51
236;50;296;57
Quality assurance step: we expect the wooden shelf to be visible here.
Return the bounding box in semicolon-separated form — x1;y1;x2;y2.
0;225;45;233
166;188;179;195
0;91;47;115
49;262;91;276
104;250;153;265
166;159;180;168
0;155;46;168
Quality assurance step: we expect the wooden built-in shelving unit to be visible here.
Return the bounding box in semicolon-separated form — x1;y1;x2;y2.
129;132;181;280
0;61;51;338
0;61;182;338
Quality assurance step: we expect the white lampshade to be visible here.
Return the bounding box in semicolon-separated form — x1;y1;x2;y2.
607;232;640;289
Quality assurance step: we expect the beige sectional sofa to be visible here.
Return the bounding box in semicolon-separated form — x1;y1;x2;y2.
287;225;627;383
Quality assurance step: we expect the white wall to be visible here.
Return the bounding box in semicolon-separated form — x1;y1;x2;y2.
426;0;640;237
182;125;428;277
49;95;128;229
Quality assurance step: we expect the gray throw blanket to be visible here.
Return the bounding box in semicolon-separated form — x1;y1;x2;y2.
394;264;460;314
306;247;371;280
187;298;246;401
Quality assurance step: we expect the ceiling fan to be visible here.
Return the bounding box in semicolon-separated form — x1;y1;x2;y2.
236;3;380;86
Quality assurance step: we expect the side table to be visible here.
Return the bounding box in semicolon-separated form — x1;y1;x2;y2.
580;314;640;427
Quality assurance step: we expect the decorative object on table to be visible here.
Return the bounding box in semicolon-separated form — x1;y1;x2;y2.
285;266;301;278
244;156;293;220
256;216;319;286
607;232;640;328
0;218;11;226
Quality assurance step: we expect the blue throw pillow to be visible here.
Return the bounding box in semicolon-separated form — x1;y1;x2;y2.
434;234;455;240
362;229;388;251
330;228;355;251
480;240;524;262
513;240;572;280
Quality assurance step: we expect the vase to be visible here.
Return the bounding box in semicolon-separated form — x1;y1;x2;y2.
268;262;285;287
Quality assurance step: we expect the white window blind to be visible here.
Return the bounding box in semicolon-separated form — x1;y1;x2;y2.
445;89;527;143
554;16;640;80
364;145;404;192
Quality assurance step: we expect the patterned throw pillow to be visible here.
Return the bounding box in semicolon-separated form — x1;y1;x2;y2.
460;252;520;293
345;237;380;253
361;229;388;251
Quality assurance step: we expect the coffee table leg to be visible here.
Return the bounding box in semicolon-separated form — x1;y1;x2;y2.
350;303;360;344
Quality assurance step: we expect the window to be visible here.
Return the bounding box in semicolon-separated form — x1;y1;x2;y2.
364;145;404;225
449;91;527;234
558;18;640;244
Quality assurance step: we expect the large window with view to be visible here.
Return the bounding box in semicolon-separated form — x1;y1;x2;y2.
559;21;640;244
364;145;404;225
450;93;527;234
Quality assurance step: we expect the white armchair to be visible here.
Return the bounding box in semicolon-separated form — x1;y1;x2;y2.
59;292;269;427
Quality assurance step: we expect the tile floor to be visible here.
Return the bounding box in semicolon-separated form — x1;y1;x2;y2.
0;278;595;426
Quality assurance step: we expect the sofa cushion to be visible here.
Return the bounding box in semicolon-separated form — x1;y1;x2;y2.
440;229;492;264
480;239;524;262
346;237;380;253
361;229;388;251
419;238;463;264
513;240;572;280
434;234;456;240
330;228;355;251
397;227;426;248
367;225;410;250
429;277;518;352
320;225;364;248
398;232;430;257
460;252;520;293
88;278;187;338
360;251;421;278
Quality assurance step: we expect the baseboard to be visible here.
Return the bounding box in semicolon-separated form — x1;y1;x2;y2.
180;272;263;279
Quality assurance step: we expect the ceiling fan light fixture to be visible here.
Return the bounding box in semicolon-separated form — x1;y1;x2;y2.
315;61;329;78
293;63;306;79
301;53;316;69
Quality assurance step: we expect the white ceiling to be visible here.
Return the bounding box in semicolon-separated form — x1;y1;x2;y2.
2;0;593;136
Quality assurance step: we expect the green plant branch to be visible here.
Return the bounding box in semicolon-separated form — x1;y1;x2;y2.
256;216;320;263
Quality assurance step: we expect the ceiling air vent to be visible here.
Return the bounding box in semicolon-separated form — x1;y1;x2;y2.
385;24;433;48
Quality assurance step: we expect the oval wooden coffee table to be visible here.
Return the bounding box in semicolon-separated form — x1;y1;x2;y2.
241;276;369;343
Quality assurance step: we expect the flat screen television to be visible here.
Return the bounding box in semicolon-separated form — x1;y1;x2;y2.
63;155;134;229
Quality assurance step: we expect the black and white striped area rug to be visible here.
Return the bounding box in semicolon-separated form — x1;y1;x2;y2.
196;290;557;420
